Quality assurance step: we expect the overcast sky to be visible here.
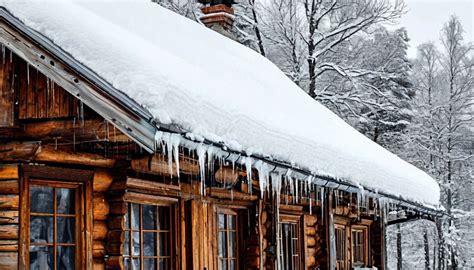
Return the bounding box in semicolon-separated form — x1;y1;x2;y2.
393;0;473;58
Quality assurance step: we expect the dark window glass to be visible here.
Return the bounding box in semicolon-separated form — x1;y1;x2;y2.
218;213;237;270
279;222;300;270
123;203;173;270
29;184;79;270
352;228;366;266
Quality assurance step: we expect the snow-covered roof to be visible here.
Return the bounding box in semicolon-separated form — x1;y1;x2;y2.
1;0;440;207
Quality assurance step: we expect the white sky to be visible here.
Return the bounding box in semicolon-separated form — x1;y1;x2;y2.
393;0;473;58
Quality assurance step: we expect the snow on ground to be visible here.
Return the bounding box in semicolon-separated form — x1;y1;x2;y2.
1;0;440;207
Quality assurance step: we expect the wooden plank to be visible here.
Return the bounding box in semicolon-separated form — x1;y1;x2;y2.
93;220;107;241
0;141;40;161
93;192;109;221
34;145;116;168
0;195;19;209
26;65;37;118
18;57;28;119
0;239;18;252
0;164;18;179
122;192;178;206
0;211;19;224
0;252;18;270
0;180;19;194
36;71;47;118
0;47;14;126
0;224;18;239
93;170;113;193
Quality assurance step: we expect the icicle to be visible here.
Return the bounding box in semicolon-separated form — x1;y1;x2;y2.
196;144;207;195
329;210;337;269
320;187;325;223
244;157;252;194
255;160;270;197
171;134;181;178
164;133;174;177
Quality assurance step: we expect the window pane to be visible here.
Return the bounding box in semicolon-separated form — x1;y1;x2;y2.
230;259;236;270
30;186;53;213
131;259;140;270
56;188;75;214
125;207;130;230
228;215;236;230
218;231;227;257
56;246;75;270
218;214;225;230
143;205;157;230
158;259;168;270
124;258;131;270
144;258;157;270
159;232;170;256
29;246;53;270
132;231;140;256
57;217;75;243
124;231;130;255
144;232;156;256
229;232;236;257
131;204;140;230
219;259;227;270
157;207;170;230
30;216;53;243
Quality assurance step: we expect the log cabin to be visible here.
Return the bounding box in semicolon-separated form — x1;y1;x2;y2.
0;1;442;270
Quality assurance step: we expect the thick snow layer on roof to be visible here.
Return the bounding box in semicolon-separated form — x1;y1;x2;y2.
1;0;440;207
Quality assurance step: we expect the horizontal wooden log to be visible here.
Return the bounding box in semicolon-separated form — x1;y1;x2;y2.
0;195;19;210
305;215;317;227
93;259;105;270
131;153;199;177
207;187;258;201
0;165;18;180
0;240;18;252
107;216;125;230
0;180;19;195
93;193;110;221
123;192;178;206
0;141;40;161
106;255;123;269
93;241;106;258
93;221;108;241
0;211;19;224
306;227;317;236
307;255;316;267
120;177;180;196
214;166;239;184
0;252;18;269
307;236;316;247
93;171;114;192
108;231;125;246
35;145;115;168
106;242;123;255
109;202;127;215
0;224;18;239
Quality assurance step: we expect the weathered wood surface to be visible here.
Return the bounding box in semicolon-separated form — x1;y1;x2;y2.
0;240;18;252
0;141;40;161
0;195;19;209
0;252;18;270
0;47;14;127
132;153;200;177
0;224;18;240
0;211;19;224
93;193;110;221
34;146;116;168
93;171;113;193
0;164;18;179
93;221;107;241
207;187;258;201
0;180;19;194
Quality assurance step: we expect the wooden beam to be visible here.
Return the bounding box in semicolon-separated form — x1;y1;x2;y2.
34;145;116;168
0;141;40;161
0;165;18;179
0;252;18;270
206;187;258;201
93;170;113;193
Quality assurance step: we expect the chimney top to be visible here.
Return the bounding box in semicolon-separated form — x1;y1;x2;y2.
199;2;235;38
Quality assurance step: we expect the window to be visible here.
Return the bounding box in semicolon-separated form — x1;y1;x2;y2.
217;211;238;270
279;222;301;270
28;182;82;270
123;203;174;270
351;227;368;267
335;224;348;270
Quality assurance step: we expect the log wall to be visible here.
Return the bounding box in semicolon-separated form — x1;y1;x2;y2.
0;164;19;270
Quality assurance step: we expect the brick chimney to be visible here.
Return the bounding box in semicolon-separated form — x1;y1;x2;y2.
198;0;235;38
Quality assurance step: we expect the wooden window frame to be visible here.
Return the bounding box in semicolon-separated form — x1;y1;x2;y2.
351;225;369;268
122;192;179;270
216;207;239;270
19;165;94;270
279;214;304;270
